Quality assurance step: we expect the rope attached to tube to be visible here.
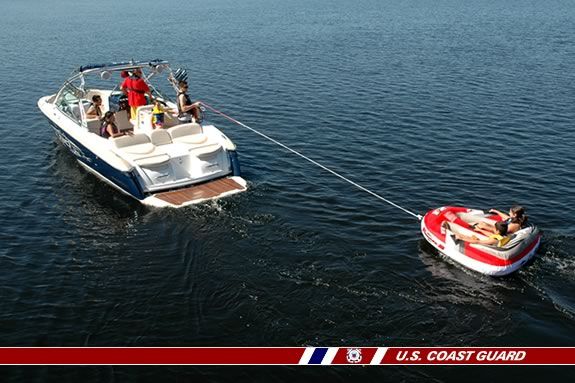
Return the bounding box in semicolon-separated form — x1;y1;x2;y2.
201;102;423;221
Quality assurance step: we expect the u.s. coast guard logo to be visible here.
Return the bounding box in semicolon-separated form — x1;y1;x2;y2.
346;348;362;363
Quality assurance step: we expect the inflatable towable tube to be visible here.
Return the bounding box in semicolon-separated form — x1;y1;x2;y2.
421;206;541;276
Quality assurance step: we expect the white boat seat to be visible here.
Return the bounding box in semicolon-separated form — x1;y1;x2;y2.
115;110;133;132
150;129;173;146
123;144;155;155
174;134;208;145
113;134;155;155
133;154;171;167
86;118;101;134
168;123;208;145
189;143;223;159
113;133;171;167
113;133;150;147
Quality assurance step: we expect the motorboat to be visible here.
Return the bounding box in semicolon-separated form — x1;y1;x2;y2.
421;206;541;276
38;60;247;207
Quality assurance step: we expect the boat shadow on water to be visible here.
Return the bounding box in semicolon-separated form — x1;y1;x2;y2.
50;139;146;217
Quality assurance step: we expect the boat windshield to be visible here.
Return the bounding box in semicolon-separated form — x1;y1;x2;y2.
55;81;88;123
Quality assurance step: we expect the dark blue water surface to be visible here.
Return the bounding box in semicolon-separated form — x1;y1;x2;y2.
1;0;574;381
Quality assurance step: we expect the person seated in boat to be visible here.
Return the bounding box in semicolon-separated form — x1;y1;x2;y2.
86;95;103;119
151;99;175;129
117;96;131;119
100;111;130;139
475;206;527;235
177;80;201;123
454;221;511;247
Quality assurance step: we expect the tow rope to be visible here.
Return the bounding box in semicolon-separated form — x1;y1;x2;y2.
201;102;423;221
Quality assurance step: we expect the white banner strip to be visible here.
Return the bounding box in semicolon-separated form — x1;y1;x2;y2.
371;347;389;365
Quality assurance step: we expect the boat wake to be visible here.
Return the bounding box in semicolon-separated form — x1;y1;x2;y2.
520;234;575;320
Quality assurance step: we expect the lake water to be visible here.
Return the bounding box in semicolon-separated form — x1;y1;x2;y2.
0;0;574;380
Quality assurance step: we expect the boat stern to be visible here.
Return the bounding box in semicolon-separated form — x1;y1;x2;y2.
142;176;247;208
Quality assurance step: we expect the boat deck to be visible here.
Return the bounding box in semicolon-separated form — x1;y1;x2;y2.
153;177;246;206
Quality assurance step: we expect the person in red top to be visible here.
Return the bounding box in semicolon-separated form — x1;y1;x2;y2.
120;68;153;120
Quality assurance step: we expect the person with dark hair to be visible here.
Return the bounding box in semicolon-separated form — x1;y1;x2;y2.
455;221;511;247
100;111;125;139
117;96;130;119
86;95;103;119
120;68;153;120
177;80;201;122
476;206;528;235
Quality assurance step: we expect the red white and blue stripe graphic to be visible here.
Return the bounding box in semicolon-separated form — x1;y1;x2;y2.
299;347;388;365
0;347;573;365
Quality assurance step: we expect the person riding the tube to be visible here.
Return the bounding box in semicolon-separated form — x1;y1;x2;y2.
474;206;527;235
454;221;511;247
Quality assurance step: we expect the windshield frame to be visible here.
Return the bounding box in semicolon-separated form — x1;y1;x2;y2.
58;60;178;127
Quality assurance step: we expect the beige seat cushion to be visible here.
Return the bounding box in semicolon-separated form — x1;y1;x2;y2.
173;134;208;145
115;111;133;131
168;123;210;145
112;133;172;167
122;143;155;155
150;129;173;146
169;122;203;137
86;118;101;135
189;143;223;159
113;133;156;154
133;154;171;167
113;133;150;146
